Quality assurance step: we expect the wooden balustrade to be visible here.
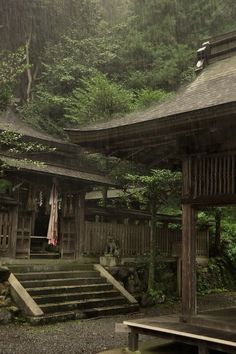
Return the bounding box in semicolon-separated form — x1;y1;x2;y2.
188;153;236;199
83;221;209;258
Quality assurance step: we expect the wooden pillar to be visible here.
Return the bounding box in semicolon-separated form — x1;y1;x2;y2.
76;191;85;259
181;157;197;321
128;329;139;352
9;206;18;259
181;203;197;321
198;344;209;354
177;257;182;297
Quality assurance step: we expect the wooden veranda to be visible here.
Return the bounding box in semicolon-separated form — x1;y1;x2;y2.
66;31;236;352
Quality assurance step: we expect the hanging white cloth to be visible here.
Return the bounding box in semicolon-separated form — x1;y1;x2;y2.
47;183;58;246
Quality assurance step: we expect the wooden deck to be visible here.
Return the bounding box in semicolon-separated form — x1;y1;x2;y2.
190;307;236;334
123;309;236;353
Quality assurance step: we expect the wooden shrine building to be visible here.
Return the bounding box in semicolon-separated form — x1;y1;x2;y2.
0;110;113;260
66;31;236;351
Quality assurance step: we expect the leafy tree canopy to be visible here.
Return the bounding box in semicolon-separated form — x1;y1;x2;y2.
0;48;27;110
1;0;236;135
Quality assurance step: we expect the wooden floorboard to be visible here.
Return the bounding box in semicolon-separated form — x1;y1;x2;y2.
124;312;236;353
191;307;236;333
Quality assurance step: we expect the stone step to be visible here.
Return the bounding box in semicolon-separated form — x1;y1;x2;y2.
8;262;94;273
8;262;139;323
29;304;139;324
28;311;81;325
40;296;126;314
30;252;60;259
84;303;139;318
15;270;98;281
21;277;104;288
26;283;113;296
33;290;120;304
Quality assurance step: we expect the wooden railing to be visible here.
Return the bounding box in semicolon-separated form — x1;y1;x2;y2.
83;221;209;257
188;153;236;198
84;222;150;256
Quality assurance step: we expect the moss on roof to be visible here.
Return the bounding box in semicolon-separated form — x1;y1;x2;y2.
67;54;236;134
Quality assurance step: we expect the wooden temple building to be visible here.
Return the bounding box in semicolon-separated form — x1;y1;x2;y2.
66;31;236;352
0;110;210;263
0;110;114;260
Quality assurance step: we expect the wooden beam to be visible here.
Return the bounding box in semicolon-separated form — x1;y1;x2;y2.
182;194;236;207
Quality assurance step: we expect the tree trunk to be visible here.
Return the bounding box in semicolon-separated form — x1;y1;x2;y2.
26;33;33;102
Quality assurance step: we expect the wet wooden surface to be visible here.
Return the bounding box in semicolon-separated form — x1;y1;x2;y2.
124;312;236;353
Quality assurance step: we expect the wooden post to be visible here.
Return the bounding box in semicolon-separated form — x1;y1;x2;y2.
76;191;85;259
181;157;197;321
9;206;18;259
177;257;182;297
198;344;209;354
128;328;139;352
181;203;197;321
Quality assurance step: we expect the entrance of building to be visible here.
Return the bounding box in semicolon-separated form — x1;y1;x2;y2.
30;191;61;259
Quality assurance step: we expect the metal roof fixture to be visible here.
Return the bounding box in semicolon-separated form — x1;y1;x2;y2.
195;41;210;73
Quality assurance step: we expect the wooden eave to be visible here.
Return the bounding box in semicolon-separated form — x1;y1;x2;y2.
66;102;236;165
0;154;115;187
66;50;236;165
0;109;82;154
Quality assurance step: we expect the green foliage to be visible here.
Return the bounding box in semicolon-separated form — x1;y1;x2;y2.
65;73;135;125
147;260;178;302
0;179;12;193
197;257;236;295
125;169;182;214
0;130;51;155
221;220;236;267
124;169;181;291
21;86;69;136
2;0;236;135
0;48;27;110
148;288;166;304
0;130;54;188
135;89;171;109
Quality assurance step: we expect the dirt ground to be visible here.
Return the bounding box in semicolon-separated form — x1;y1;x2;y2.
0;292;235;354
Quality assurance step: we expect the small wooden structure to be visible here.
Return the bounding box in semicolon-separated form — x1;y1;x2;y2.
66;31;236;351
123;312;236;353
0;110;113;260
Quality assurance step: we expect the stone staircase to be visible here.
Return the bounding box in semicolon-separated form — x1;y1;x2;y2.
8;263;139;324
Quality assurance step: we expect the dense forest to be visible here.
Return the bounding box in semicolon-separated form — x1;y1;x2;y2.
1;0;236;136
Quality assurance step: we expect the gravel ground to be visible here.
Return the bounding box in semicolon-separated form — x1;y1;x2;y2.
0;292;236;354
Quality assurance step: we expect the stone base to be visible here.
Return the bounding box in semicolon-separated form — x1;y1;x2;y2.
100;256;119;267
